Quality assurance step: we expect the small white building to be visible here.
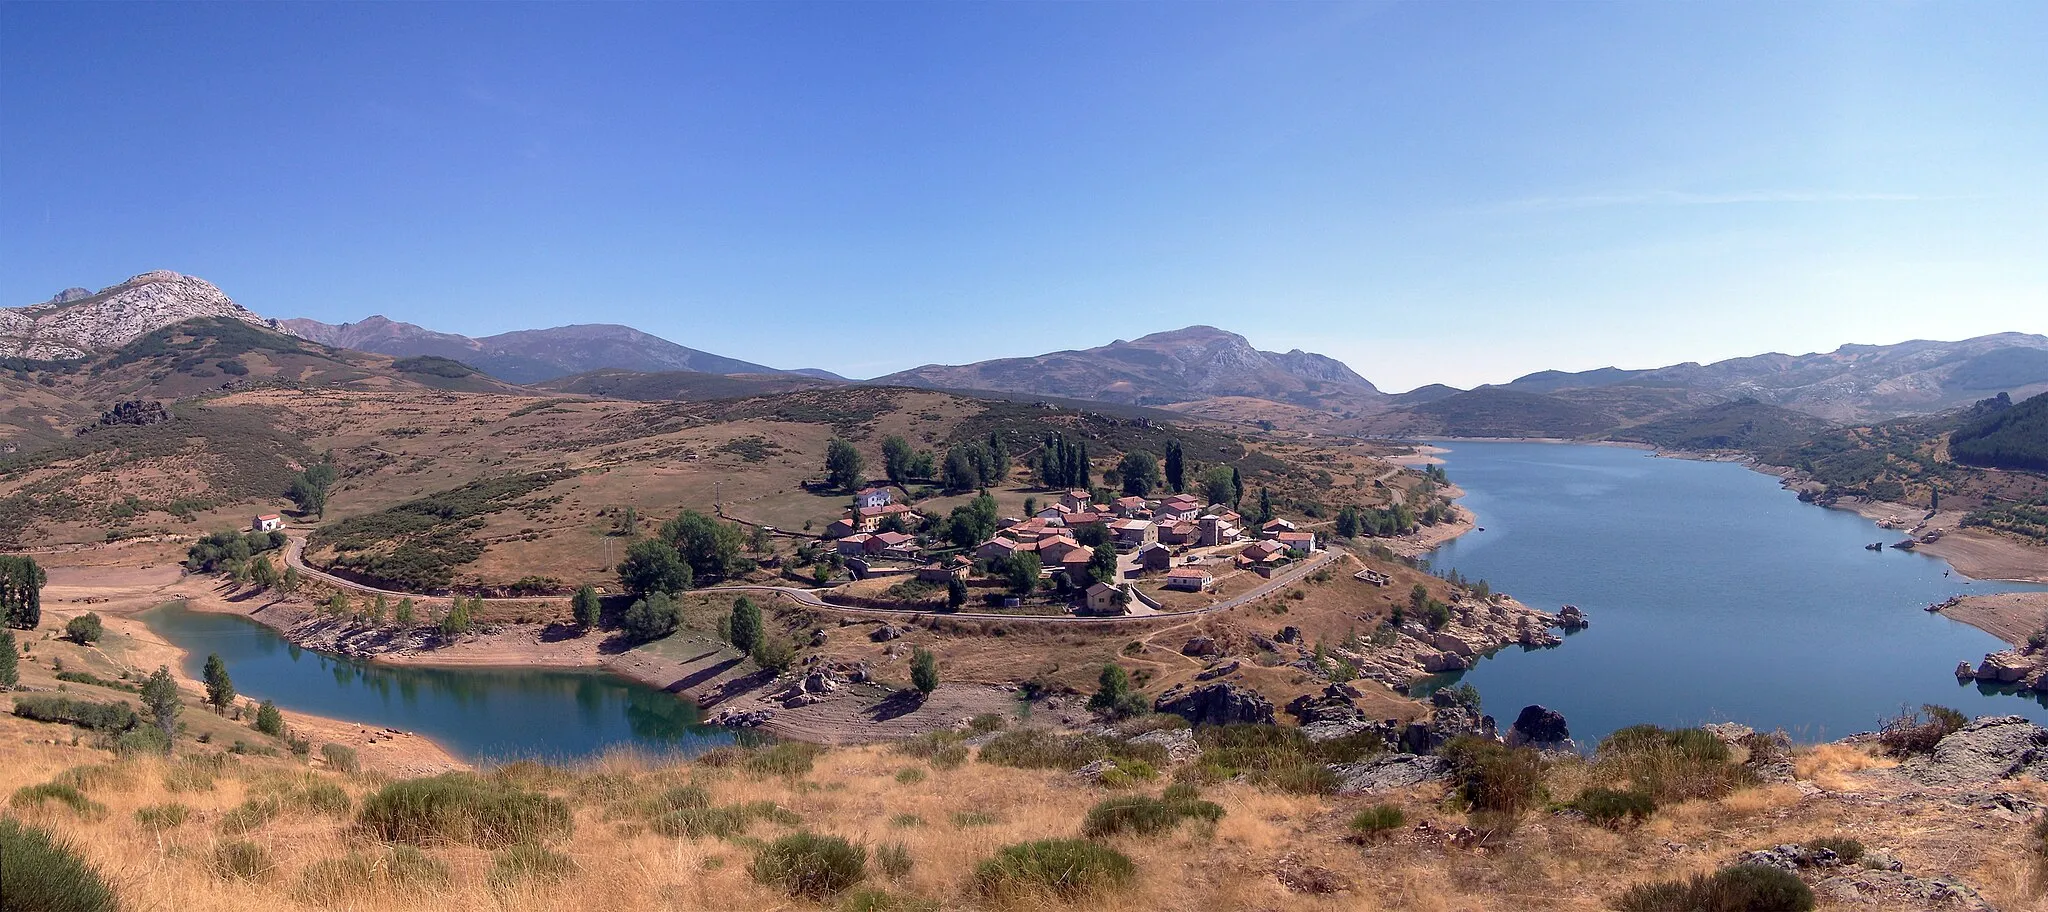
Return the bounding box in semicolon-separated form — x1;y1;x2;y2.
854;487;893;510
252;514;283;533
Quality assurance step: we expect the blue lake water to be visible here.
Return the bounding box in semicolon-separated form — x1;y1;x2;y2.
1423;441;2048;745
144;602;743;763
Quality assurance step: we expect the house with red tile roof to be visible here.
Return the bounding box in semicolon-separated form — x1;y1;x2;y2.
1165;567;1213;591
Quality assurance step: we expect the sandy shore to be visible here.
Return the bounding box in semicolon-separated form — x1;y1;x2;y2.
33;555;468;774
1828;500;2048;584
1939;592;2048;648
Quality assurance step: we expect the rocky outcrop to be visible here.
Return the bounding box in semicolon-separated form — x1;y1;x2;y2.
1971;650;2032;684
1897;715;2048;786
1329;753;1451;795
1153;682;1275;727
1504;704;1576;753
1814;870;1997;912
1181;636;1219;657
2;271;279;359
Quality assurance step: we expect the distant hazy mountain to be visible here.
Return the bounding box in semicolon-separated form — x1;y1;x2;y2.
872;325;1382;408
280;316;833;384
2;271;285;360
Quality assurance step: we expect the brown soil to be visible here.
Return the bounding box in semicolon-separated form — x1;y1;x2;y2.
1941;591;2048;647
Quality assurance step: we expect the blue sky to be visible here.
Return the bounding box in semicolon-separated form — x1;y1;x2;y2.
3;2;2043;391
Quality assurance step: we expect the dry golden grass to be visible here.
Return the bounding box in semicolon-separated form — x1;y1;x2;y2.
5;711;2043;912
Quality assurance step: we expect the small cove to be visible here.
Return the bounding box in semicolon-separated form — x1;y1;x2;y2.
143;602;743;763
1423;441;2048;745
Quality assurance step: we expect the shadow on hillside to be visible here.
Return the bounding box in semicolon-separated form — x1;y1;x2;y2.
868;689;927;722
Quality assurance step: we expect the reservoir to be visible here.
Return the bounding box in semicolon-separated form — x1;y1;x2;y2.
144;602;741;763
1425;441;2048;745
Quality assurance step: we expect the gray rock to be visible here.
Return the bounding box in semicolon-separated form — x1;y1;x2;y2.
1860;850;1903;873
1329;753;1451;795
1181;636;1220;657
1153;682;1275;726
869;625;904;642
1814;870;1996;912
1898;715;2048;786
1129;727;1200;764
1737;843;1841;873
1505;704;1576;752
1194;659;1241;681
1276;626;1303;644
1072;759;1116;783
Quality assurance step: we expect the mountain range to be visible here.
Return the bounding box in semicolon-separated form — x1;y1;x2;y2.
874;325;1383;409
1;271;287;360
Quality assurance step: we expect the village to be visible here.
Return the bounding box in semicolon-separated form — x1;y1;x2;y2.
816;481;1327;617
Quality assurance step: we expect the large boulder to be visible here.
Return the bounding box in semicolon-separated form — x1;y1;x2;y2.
1973;650;2031;683
1898;715;2048;786
1153;682;1275;727
1128;727;1201;765
1330;753;1451;795
1504;705;1576;753
1181;636;1220;657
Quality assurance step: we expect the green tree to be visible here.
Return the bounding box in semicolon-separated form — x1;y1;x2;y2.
1335;506;1362;539
1088;543;1120;586
440;598;473;637
254;699;284;737
620;591;681;641
326;591;351;617
661;511;749;582
1164;440;1185;494
618;538;693;595
1255;487;1273;525
910;647;939;696
202;653;235;715
0;554;45;629
1118;451;1161;497
573;585;602;632
942;446;981;492
140;665;180;741
825;438;865;492
729;596;763;653
947;577;968;610
944;493;1001;550
0;628;18;689
1199;466;1235;507
1004;552;1042;596
1409;583;1429;615
1230;466;1244;506
251;554;280;588
65;612;104;645
1088;664;1143;717
882;436;914;486
279;565;301;594
394;597;416;626
751;634;796;673
369;594;388;624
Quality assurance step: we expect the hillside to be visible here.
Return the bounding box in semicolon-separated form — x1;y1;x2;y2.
1607;399;1832;451
282;316;813;384
1;271;288;359
1951;391;2048;473
534;368;836;401
874;326;1384;409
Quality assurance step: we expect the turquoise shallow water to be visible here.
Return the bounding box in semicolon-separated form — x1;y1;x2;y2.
144;602;743;763
1422;441;2048;745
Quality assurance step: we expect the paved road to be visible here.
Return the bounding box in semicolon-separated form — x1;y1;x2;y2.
281;532;1342;624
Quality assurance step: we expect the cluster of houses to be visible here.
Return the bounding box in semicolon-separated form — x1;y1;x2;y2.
824;486;916;538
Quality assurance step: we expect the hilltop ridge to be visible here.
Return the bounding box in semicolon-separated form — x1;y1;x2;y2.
1;271;285;359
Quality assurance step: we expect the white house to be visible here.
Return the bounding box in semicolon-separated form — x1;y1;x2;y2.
854;487;894;510
252;514;283;533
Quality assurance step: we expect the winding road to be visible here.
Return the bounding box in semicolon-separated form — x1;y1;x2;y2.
280;532;1344;624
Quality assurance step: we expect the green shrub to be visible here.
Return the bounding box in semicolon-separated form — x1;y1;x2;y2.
1082;796;1184;838
873;841;914;878
1573;787;1657;828
745;742;824;777
55;764;134;793
838;888;939;912
1161;781;1201;802
967;713;1009;734
645;784;711;815
575;772;637;803
163;759;218;793
1184;724;1376;795
0;817;119;911
11;694;138;732
1594;725;1752;803
894;768;926;785
217;798;280;835
1806;836;1865;865
1440;736;1544;815
297;845;452;899
212;840;275;881
111;727;171;758
296;781;352;815
653;806;752;839
952;810;1000;827
978;729;1168;773
751;832;868;899
973;839;1134;901
11;782;104;816
888;814;924;828
321;743;360;774
490;842;579;884
134;803;190;831
1614;864;1815;912
1348;804;1405;840
1877;705;1968;757
357;773;573;848
254;700;284;736
894;731;968;769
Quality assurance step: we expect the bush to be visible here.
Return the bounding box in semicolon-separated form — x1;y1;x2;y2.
136;803;191;830
0;817;119;911
967;712;1008;734
1573;787;1657;828
112;726;171;758
1186;724;1376;795
644;784;711;815
952;811;1000;827
746;742;824;777
11;782;104;816
217;797;280;835
652;806;752;839
1440;736;1544;816
65;612;104;645
894;768;926;785
973;839;1134;901
1081;796;1184;838
296;846;451;900
357;773;573;848
1877;704;1968;757
873;841;914;879
491;843;579;884
55;763;134;793
894;731;968;769
751;832;868;899
1593;725;1754;803
1806;836;1865;865
212;840;275;881
254;699;284;737
321;743;360;774
1097;759;1159;789
838;888;938;912
1348;804;1405;840
11;694;138;732
1614;864;1815;912
978;729;1167;773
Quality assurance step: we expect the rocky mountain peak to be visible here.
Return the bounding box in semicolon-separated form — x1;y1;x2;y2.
45;287;92;305
2;271;277;360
